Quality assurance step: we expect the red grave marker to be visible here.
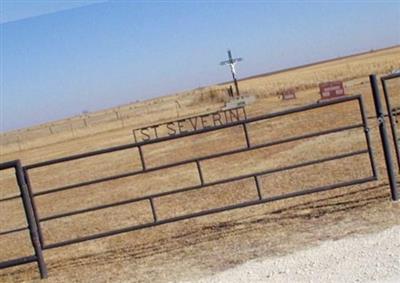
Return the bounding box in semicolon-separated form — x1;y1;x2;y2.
319;81;345;100
282;89;296;100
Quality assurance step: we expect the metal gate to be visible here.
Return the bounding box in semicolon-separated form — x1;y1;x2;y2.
0;94;388;279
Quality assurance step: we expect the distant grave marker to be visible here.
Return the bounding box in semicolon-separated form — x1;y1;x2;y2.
319;81;345;101
281;89;296;100
223;96;256;110
220;50;243;97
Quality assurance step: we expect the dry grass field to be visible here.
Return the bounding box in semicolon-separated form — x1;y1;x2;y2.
1;46;399;154
0;46;399;282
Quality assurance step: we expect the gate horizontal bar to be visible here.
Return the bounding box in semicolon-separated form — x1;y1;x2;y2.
0;255;37;269
0;160;19;170
25;95;362;170
33;123;364;197
39;149;368;222
43;175;375;250
0;226;28;236
0;194;21;202
381;73;400;80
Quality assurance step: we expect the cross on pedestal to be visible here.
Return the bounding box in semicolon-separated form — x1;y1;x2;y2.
220;50;243;97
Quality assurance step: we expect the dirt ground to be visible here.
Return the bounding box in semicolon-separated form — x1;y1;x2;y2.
0;48;399;282
189;225;400;283
1;180;399;282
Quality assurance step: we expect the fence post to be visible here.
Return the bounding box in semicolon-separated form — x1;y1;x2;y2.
381;77;400;171
369;74;399;201
17;133;23;151
15;161;48;278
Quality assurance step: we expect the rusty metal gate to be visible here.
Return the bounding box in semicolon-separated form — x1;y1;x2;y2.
0;94;386;279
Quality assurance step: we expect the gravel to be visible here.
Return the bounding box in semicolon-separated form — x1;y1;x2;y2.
187;225;400;283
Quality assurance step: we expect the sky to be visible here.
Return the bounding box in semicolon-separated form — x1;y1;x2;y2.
1;1;399;131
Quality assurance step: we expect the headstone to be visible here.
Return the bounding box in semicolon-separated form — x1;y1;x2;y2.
223;96;256;110
319;81;345;101
281;89;296;100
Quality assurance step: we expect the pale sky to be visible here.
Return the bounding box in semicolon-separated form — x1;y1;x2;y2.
1;1;399;131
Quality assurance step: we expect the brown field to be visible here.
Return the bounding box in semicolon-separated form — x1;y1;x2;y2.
0;46;400;282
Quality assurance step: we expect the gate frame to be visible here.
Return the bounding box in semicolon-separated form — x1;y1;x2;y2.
0;160;47;278
380;72;400;171
22;94;378;251
370;74;399;201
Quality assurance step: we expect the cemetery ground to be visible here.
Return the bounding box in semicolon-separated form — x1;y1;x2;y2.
0;47;400;282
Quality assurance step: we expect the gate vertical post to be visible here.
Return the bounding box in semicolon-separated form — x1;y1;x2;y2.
23;168;45;248
381;77;400;171
15;161;48;278
370;74;399;201
358;95;378;179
